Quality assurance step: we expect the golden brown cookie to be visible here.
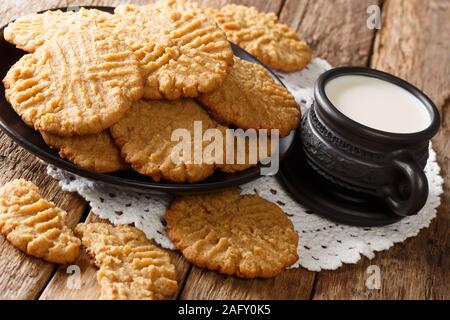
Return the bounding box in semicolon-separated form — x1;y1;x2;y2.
165;188;299;278
3;30;144;136
110;99;224;183
198;57;300;137
113;2;234;99
75;223;178;300
215;130;273;173
4;8;114;52
213;4;312;72
41;131;128;173
0;179;80;264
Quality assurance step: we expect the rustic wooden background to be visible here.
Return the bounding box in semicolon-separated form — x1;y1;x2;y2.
0;0;448;300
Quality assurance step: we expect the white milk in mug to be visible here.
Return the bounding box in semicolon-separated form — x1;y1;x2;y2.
324;75;431;134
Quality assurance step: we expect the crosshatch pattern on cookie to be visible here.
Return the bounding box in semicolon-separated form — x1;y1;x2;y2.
3;30;144;136
113;1;234;100
110;99;221;183
0;179;80;264
165;188;299;278
75;223;178;300
198;57;300;137
41;130;128;173
3;8;114;52
212;4;312;72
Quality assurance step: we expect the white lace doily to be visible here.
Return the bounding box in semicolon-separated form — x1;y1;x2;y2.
47;58;444;272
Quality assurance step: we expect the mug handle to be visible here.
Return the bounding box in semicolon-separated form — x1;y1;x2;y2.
380;150;429;217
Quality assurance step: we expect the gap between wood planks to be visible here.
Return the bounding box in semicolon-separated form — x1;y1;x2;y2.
366;0;385;67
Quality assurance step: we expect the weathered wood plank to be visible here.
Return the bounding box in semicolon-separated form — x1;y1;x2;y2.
279;0;380;67
196;0;283;13
40;213;191;300
371;0;450;109
181;266;315;300
312;0;450;300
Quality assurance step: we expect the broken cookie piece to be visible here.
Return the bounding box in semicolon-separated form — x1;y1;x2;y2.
75;222;178;300
0;179;80;264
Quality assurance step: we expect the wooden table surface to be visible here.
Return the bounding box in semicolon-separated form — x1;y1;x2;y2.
0;0;448;300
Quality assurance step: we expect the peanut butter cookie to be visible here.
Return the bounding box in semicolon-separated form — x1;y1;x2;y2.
3;30;144;136
198;57;300;137
0;179;80;264
212;4;312;72
4;8;113;52
41;131;128;173
113;1;234;99
165;188;299;278
215;130;273;173
75;223;178;300
110;99;222;183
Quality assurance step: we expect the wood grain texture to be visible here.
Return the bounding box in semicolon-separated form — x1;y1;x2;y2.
181;266;315;300
312;0;450;300
196;0;283;13
279;0;380;66
40;213;191;300
371;0;450;109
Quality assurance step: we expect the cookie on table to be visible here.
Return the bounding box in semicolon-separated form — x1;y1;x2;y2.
113;1;234;99
165;188;299;278
212;4;312;72
0;179;80;264
75;223;178;300
3;30;144;136
41;130;128;173
4;8;113;52
110;99;224;183
197;57;300;137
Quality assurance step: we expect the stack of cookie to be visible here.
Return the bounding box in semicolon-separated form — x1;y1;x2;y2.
2;0;311;183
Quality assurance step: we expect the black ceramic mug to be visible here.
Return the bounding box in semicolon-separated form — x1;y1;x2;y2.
301;67;440;217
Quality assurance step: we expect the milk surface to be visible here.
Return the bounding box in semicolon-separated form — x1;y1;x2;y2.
325;75;431;134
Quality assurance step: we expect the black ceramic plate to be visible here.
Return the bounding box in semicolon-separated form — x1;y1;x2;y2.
278;133;403;226
0;6;295;194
